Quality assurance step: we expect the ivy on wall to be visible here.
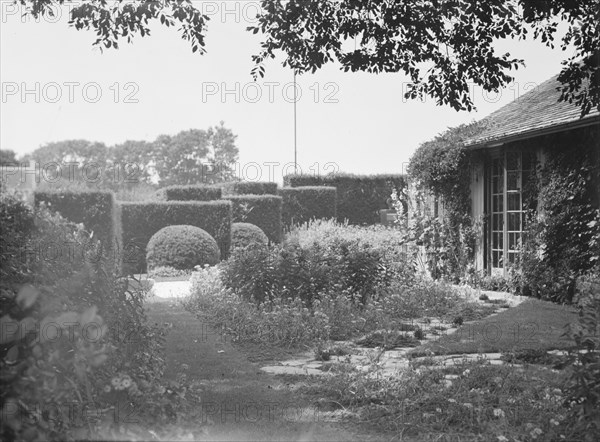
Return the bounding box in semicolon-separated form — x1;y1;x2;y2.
519;127;600;303
406;121;487;281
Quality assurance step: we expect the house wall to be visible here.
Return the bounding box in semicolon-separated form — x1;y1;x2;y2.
470;159;485;271
469;123;599;275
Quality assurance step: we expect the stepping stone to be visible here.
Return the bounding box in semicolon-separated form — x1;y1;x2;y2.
260;365;326;376
280;358;313;367
383;349;410;359
305;362;324;369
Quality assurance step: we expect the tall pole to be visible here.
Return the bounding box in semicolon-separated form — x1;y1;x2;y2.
294;70;297;174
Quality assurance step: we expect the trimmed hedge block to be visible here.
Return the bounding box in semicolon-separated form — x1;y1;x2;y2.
232;182;278;195
278;186;337;229
155;185;222;201
34;190;121;269
146;225;220;270
210;181;237;197
120;200;231;274
224;195;282;244
284;174;406;225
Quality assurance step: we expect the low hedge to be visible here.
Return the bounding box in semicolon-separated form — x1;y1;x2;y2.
284;173;406;225
34;190;121;270
146;225;220;270
278;186;337;229
120;200;231;273
232;182;278;195
154;185;222;201
224;195;282;244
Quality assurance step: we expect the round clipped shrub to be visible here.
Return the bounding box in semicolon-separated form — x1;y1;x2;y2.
231;222;269;249
146;225;220;270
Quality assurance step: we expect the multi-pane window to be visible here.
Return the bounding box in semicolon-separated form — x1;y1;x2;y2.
488;151;535;275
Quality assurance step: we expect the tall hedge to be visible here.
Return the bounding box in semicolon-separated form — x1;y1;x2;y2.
278;186;337;229
284;174;406;225
120;200;231;274
154;185;222;201
224;195;282;244
232;182;278;195
34;190;122;269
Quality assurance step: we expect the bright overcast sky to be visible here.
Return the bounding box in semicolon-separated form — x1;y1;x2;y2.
0;1;572;181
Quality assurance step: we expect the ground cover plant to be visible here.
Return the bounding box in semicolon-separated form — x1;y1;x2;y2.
299;286;599;442
301;359;583;442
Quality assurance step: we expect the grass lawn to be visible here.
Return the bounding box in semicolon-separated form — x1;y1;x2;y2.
142;300;389;441
410;298;579;357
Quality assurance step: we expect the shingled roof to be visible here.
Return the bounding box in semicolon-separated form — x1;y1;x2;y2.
466;74;600;148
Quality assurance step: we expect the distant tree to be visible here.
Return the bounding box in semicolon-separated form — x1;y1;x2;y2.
205;122;239;184
152;123;239;186
18;0;600;116
28;140;109;187
0;149;19;166
108;140;156;189
19;123;239;188
152;129;211;186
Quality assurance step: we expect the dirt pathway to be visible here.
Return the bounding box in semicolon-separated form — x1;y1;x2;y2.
146;301;386;442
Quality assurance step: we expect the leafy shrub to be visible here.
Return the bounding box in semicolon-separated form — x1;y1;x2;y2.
224;195;282;244
184;266;329;347
34;189;121;271
188;256;485;348
518;131;600;303
220;245;280;304
146;225;220;270
231;222;268;250
221;219;410;306
0;191;175;440
284;173;406;225
563;267;600;441
470;273;512;292
120;200;231;273
278;186;337;229
154;185;222;201
231;181;278;195
0;191;36;288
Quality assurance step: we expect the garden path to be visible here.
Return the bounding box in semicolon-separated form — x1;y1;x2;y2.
145;299;387;441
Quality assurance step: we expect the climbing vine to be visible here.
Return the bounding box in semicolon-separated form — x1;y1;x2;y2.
518;128;600;303
405;121;487;282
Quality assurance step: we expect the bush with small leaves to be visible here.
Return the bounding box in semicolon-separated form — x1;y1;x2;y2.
147;225;220;270
231;222;269;250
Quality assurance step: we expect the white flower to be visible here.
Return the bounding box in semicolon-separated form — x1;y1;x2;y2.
448;399;457;403
463;369;471;376
550;418;560;426
462;403;473;409
530;428;543;439
493;408;505;418
497;436;509;442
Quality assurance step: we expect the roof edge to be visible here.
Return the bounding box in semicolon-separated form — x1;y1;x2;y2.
466;114;600;150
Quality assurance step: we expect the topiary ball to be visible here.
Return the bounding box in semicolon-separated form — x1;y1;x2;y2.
146;225;220;270
231;222;269;250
